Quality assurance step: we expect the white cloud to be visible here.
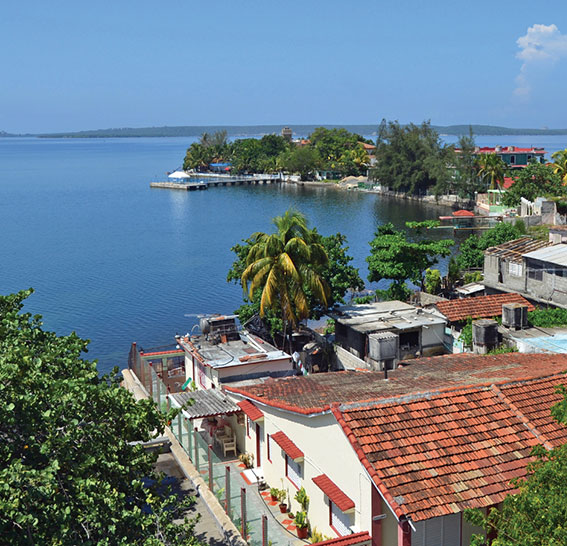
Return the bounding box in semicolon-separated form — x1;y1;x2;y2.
514;23;567;98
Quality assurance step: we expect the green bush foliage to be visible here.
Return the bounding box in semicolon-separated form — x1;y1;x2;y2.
528;308;567;328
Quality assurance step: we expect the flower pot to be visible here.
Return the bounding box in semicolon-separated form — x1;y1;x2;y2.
297;527;309;539
278;503;288;514
270;494;278;501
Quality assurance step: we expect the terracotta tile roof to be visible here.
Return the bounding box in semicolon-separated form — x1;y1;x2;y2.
498;376;567;448
225;353;567;414
484;237;552;262
311;531;371;546
312;474;355;512
452;209;475;217
237;400;264;421
271;431;304;460
335;373;567;522
435;293;534;322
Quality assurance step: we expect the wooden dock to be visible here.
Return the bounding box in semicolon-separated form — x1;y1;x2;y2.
150;182;207;191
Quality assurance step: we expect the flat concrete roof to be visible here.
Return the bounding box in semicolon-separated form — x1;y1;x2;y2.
180;331;290;369
334;301;446;333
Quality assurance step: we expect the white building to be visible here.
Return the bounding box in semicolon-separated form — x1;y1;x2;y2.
178;315;294;390
225;352;567;546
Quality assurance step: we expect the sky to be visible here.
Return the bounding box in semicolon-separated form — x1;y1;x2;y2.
2;0;567;133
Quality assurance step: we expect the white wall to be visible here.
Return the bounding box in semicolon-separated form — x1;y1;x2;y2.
233;396;400;543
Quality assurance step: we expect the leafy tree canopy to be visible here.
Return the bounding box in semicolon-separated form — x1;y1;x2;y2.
456;221;526;270
551;148;567;183
452;128;486;199
502;162;565;207
0;290;201;546
370;120;453;196
466;386;567;546
476;153;508;190
279;146;322;181
227;215;362;333
366;221;453;300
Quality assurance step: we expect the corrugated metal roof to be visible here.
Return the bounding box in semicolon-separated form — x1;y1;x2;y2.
171;389;240;419
524;244;567;267
485;237;552;263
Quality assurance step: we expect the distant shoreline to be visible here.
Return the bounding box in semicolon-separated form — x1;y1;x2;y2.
4;123;567;139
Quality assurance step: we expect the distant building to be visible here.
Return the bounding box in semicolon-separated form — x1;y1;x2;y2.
281;126;293;141
456;145;546;169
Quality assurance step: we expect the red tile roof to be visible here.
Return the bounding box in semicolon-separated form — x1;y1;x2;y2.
312;474;355;512
311;531;371;546
271;431;304;460
334;373;567;522
452;209;475;217
435;292;534;322
226;353;567;415
237;400;264;421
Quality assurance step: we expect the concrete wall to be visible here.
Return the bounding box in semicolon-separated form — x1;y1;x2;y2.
334;344;368;370
525;264;567;306
234;399;400;544
421;323;446;355
218;358;293;383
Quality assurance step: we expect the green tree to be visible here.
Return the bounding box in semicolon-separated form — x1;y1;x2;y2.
280;146;322;180
456;221;525;270
476;153;507;190
551;148;567;183
370;120;453;196
465;386;567;546
309;127;370;165
366;221;453;300
453;128;485;199
424;268;442;294
182;142;216;171
0;290;201;546
241;211;330;332
502;162;565;207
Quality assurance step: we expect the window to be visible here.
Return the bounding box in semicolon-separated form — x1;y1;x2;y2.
527;261;543;281
508;262;523;277
510;155;516;164
286;456;302;489
330;501;352;536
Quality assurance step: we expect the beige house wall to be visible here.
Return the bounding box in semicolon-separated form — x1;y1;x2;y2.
234;399;400;544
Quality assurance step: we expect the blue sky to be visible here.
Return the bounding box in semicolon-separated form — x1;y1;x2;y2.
2;0;567;133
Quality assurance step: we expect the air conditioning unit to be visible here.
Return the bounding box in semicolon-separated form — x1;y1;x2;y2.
502;303;528;330
368;332;399;362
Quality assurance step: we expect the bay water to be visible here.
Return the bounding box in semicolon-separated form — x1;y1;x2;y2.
1;135;566;374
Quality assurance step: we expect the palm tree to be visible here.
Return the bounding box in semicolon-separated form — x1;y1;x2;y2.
477;153;507;190
552;149;567;184
241;211;329;340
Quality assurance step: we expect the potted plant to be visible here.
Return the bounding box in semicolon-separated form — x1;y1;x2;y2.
238;452;254;469
277;489;288;513
295;486;309;512
295;511;309;539
269;487;279;502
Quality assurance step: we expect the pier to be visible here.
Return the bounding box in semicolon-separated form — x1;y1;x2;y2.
150;181;208;191
150;173;281;191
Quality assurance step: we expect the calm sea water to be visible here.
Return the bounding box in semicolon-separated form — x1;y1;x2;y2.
1;135;566;374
